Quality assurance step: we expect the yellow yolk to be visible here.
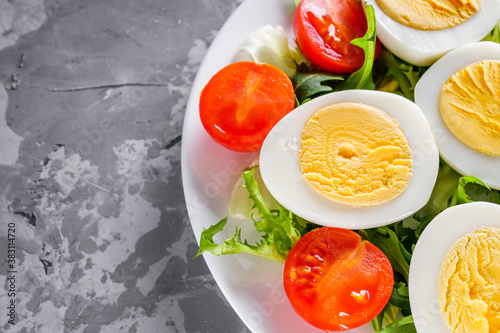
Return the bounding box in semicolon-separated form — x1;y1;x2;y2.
299;102;412;207
375;0;482;31
439;227;500;333
439;60;500;156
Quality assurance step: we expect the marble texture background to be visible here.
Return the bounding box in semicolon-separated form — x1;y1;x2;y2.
0;0;249;332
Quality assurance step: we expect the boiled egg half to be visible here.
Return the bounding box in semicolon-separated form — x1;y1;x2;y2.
415;41;500;190
259;90;439;229
409;202;500;333
364;0;500;66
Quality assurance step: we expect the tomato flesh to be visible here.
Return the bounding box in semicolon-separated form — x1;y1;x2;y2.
199;62;295;152
294;0;381;74
284;227;393;331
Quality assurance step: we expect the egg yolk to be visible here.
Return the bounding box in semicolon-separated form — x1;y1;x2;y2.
299;102;412;207
375;0;481;31
439;60;500;156
439;227;500;333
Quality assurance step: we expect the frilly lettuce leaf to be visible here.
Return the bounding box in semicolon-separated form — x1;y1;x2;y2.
195;167;315;263
228;161;279;220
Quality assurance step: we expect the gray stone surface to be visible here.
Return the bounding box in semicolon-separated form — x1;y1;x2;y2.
0;0;249;332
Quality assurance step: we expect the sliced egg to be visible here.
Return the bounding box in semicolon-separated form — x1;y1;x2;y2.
364;0;500;66
409;202;500;333
259;90;439;229
415;41;500;190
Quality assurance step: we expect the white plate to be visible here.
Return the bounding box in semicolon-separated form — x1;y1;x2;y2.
181;0;374;332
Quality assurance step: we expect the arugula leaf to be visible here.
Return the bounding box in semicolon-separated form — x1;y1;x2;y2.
372;302;398;331
415;161;500;236
371;309;384;331
482;21;500;43
375;50;425;101
335;3;377;91
361;227;410;281
195;167;314;263
392;220;418;256
389;282;411;310
371;282;415;331
292;72;344;104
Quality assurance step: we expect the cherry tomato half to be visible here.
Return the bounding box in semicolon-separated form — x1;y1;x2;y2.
293;0;381;74
199;62;295;152
283;227;393;331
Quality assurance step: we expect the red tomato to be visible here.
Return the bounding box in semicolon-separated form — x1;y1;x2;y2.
294;0;381;74
199;62;295;152
283;227;393;331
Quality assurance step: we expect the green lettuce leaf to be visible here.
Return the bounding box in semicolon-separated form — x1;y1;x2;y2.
195;167;315;263
452;176;500;205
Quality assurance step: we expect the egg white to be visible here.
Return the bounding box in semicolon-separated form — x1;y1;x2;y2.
364;0;500;66
415;41;500;190
259;90;439;230
409;201;500;333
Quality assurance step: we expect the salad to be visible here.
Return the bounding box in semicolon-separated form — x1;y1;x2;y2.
183;0;500;332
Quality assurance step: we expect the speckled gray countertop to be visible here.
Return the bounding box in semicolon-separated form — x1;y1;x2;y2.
0;0;249;332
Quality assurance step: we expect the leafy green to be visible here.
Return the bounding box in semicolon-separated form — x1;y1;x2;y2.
195;167;315;263
454;176;500;205
361;226;411;281
372;302;395;331
372;296;415;332
414;161;500;237
482;21;500;43
292;71;344;104
376;316;417;333
335;4;377;91
360;222;414;330
413;160;461;235
389;282;411;310
374;49;426;101
373;21;500;98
